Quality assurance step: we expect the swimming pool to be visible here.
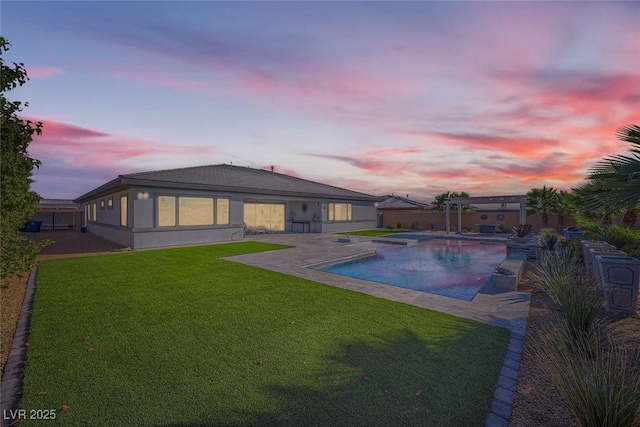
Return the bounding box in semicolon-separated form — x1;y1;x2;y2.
321;239;506;301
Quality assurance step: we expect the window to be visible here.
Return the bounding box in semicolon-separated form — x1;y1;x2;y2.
107;198;113;209
158;196;176;227
86;204;91;223
120;195;128;227
100;200;105;210
92;203;97;222
244;203;285;231
328;203;352;221
216;199;230;225
179;197;213;226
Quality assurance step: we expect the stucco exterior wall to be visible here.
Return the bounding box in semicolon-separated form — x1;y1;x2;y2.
86;223;135;247
133;226;245;249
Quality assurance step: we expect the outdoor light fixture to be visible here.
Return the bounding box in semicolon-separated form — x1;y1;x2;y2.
137;192;150;200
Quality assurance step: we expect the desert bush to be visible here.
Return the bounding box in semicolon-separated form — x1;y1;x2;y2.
532;248;603;338
396;221;402;229
530;323;640;427
559;238;584;262
581;222;640;258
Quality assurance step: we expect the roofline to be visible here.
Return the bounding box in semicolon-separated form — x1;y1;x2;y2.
75;176;382;203
74;177;128;203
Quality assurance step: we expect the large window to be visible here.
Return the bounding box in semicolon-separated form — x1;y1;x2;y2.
92;202;97;222
328;203;352;221
216;199;230;225
157;196;230;227
179;197;214;226
120;195;128;227
158;196;176;227
244;203;285;231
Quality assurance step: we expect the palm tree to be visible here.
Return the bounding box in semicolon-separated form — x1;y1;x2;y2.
553;190;576;233
584;124;640;225
573;181;619;226
527;185;559;228
431;191;473;211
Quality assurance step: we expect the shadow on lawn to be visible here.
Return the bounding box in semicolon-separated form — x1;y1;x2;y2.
161;326;505;427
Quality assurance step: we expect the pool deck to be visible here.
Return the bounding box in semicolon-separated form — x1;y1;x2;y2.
229;231;529;336
230;231;530;427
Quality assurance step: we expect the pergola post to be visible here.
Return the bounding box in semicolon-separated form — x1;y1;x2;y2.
442;195;529;233
445;201;450;234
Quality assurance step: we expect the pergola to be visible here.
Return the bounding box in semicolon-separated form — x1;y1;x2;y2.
444;195;528;234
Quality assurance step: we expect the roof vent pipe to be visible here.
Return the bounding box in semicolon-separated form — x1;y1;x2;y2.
271;165;274;174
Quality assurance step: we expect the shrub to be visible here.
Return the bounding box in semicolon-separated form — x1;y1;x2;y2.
513;224;532;237
532;248;603;338
530;323;640;427
559;238;584;262
396;221;402;229
543;233;558;251
410;221;421;230
581;222;640;258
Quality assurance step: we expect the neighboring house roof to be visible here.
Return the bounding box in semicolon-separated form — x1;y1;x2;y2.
377;195;431;210
75;164;381;203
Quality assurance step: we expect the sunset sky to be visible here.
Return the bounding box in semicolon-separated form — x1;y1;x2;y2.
3;1;639;202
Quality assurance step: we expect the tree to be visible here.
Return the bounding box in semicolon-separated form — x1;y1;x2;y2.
584;124;640;227
0;37;48;282
431;191;474;212
527;185;559;228
572;181;619;226
553;190;576;233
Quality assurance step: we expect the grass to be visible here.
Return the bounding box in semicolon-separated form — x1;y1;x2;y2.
19;242;510;426
337;228;413;236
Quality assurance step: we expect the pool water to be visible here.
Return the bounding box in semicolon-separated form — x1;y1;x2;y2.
322;239;506;301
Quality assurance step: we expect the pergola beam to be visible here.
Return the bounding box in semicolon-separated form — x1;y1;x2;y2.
444;195;528;234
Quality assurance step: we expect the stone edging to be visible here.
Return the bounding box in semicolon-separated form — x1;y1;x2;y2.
484;332;525;427
1;266;37;427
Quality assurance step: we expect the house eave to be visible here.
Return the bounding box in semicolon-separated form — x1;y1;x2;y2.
76;177;380;203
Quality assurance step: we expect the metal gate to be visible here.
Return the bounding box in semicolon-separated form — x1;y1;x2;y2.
33;211;76;230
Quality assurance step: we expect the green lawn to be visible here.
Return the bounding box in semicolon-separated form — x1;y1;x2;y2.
337;228;413;236
20;242;509;426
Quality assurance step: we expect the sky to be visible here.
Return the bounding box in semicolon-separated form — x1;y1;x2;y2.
3;1;639;202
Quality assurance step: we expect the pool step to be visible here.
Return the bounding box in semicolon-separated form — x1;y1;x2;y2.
371;237;419;246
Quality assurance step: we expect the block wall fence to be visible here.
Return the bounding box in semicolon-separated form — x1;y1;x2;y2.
378;210;579;233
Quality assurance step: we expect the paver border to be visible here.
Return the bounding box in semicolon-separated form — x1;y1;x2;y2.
1;266;37;427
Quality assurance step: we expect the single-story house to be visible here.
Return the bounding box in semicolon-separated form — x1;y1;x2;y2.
74;164;381;249
377;195;433;228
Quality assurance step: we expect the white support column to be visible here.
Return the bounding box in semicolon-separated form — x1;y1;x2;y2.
519;199;527;224
445;202;450;234
458;207;462;233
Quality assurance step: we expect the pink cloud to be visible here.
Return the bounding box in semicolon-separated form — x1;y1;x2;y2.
28;67;63;79
29;119;214;171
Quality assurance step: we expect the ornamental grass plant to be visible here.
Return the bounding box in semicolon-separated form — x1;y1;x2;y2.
529;323;640;427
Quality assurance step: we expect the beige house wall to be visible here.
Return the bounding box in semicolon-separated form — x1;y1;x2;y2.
378;210;578;233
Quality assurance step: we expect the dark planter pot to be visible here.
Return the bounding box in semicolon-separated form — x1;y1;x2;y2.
595;255;640;315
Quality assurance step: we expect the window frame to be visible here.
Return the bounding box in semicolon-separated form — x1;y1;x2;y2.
328;203;352;222
120;195;128;227
156;195;233;228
